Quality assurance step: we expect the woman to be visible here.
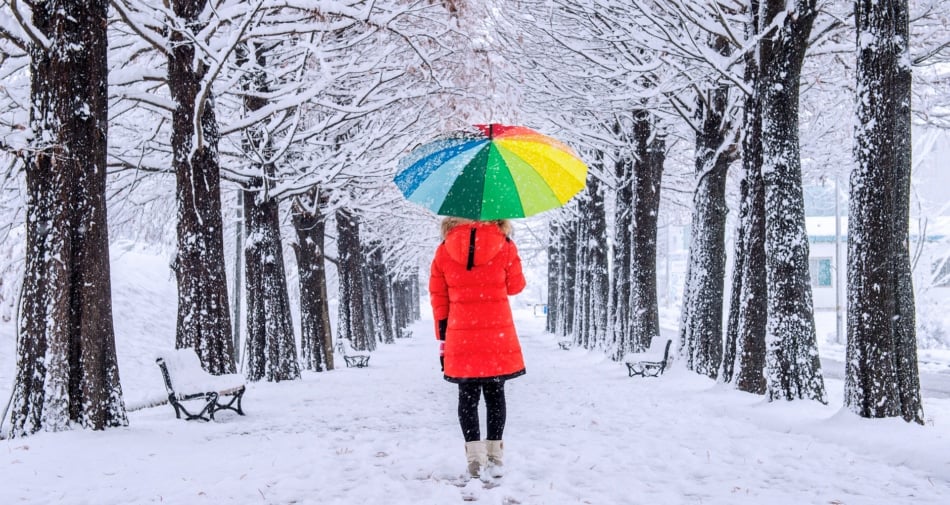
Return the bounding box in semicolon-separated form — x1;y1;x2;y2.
429;217;526;479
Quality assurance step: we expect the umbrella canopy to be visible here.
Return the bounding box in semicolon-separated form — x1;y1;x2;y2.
393;123;587;220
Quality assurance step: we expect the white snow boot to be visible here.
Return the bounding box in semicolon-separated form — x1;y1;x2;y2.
464;440;487;478
485;440;504;478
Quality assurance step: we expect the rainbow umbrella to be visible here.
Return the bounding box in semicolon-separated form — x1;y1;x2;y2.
393;124;587;220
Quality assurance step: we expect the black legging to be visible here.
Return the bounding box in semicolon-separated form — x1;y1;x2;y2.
458;382;506;442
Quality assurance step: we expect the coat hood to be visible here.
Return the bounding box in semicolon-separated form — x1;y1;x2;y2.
443;222;507;270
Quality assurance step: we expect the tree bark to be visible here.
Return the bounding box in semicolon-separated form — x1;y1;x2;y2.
758;0;826;403
366;243;396;345
722;1;767;393
336;208;370;351
169;0;235;374
730;152;769;394
392;271;418;338
558;215;579;338
619;111;664;357
9;0;127;436
546;221;561;335
238;42;299;382
846;0;923;423
680;78;732;379
579;167;609;350
242;178;300;382
611;120;634;355
292;190;334;372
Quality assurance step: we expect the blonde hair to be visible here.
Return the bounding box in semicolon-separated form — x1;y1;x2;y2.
440;217;512;239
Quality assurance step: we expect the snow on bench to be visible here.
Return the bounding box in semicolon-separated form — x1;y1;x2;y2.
622;337;672;378
155;348;246;421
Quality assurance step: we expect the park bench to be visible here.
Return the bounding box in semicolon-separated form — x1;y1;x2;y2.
336;339;370;368
344;355;370;368
623;337;672;378
558;340;572;350
155;348;246;421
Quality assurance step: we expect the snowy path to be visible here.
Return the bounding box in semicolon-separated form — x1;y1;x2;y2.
2;313;949;505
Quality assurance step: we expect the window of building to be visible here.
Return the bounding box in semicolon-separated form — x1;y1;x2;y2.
808;257;833;287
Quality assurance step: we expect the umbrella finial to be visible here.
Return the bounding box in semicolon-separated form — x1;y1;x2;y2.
489;123;493;139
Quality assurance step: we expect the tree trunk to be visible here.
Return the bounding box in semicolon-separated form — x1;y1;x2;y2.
392;271;418;338
242;178;300;382
680;81;732;379
758;0;826;403
238;42;299;382
577;165;609;349
722;2;767;393
611;120;634;356
359;256;379;351
546;221;560;334
292;190;334;372
558;215;579;338
366;243;396;345
336;208;370;351
169;0;235;374
9;0;127;436
573;209;591;347
619;111;664;357
730;153;769;394
846;0;923;423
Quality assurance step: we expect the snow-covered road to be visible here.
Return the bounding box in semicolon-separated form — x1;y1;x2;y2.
1;313;948;505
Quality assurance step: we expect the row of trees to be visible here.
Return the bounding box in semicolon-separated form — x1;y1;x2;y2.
527;0;948;424
0;0;480;437
1;0;946;437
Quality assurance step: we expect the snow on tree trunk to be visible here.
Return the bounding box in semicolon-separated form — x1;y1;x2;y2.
292;191;334;372
619;111;664;357
577;167;609;350
726;153;769;394
679;81;732;379
573;201;591;347
365;243;396;345
391;270;419;338
611;122;634;356
551;214;578;339
9;0;127;437
722;3;767;394
169;0;235;374
238;42;299;382
242;178;300;382
846;0;923;424
758;0;826;403
546;221;560;335
336;208;370;351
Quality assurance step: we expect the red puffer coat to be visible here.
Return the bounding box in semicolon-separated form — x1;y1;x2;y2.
429;222;526;382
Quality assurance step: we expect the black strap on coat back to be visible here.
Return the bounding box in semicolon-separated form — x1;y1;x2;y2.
466;228;476;270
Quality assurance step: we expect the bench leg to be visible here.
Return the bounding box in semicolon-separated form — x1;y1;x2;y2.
626;363;646;377
213;387;246;417
170;393;218;421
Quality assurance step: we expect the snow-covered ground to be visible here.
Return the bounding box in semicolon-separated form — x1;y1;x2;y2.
0;248;949;504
